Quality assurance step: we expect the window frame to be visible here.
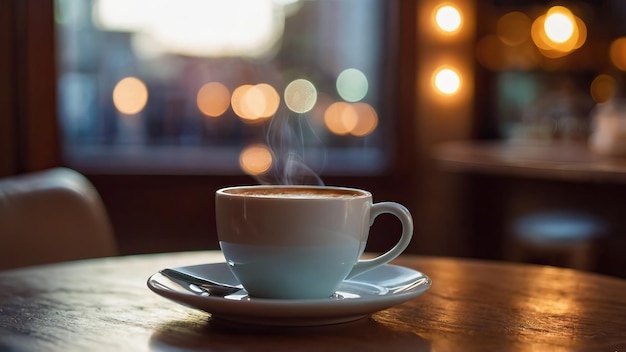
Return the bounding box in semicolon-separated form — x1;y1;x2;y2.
4;0;419;255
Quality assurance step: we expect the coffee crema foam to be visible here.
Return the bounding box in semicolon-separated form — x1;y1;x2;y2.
225;187;365;198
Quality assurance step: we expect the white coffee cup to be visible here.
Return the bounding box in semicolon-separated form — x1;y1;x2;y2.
215;185;413;299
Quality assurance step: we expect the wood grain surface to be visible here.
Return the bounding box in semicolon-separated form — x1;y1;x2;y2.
1;251;625;351
433;140;626;183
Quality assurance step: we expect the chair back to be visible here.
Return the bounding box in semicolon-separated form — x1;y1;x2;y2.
0;168;117;270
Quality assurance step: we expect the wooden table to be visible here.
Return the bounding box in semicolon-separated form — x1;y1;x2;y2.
433;140;626;183
432;140;626;277
1;251;625;351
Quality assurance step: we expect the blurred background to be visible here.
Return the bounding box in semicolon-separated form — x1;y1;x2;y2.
2;0;626;277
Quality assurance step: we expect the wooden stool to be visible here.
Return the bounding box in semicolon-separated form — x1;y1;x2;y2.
507;211;607;271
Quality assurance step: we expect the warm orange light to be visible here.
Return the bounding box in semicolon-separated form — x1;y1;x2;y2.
544;7;575;44
197;82;230;117
112;77;148;115
476;35;539;71
231;85;256;121
530;6;586;58
255;83;280;118
497;11;531;46
350;102;378;137
243;85;268;119
324;102;356;135
610;37;626;71
231;83;279;123
433;67;461;95
434;5;462;33
573;16;587;49
323;102;379;136
239;144;273;175
590;74;616;103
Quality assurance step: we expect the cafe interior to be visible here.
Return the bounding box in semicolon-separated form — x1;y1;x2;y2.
2;0;626;279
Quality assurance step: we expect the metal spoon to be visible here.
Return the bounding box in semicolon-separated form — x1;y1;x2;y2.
159;268;243;296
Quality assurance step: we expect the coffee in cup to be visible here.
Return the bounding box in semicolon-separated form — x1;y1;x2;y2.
215;185;413;299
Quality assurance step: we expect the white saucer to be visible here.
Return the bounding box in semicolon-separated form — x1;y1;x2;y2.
147;262;431;327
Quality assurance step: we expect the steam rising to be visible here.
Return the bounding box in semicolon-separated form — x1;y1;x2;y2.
255;112;325;186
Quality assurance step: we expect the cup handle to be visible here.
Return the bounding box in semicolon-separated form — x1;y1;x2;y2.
346;202;413;279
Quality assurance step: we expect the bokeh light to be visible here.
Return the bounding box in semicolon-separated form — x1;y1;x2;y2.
433;68;461;95
336;68;368;102
610;37;626;71
284;79;317;113
476;34;539;71
590;74;617;104
530;6;586;58
112;76;148;115
324;102;356;135
544;8;574;43
231;83;280;122
94;0;284;58
231;85;255;121
245;85;269;119
350;102;378;137
197;82;230;117
434;5;462;33
239;144;273;175
323;101;379;136
574;16;587;48
497;11;531;46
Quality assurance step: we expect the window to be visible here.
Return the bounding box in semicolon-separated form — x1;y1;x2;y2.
55;0;397;180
